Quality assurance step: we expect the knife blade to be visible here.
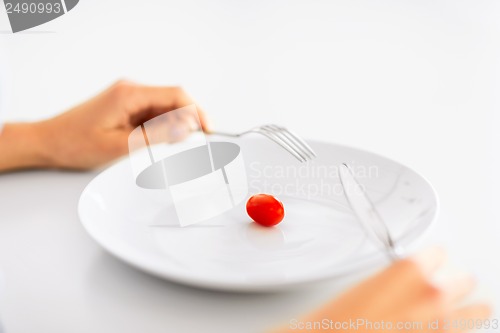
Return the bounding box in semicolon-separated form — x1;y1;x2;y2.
338;163;401;260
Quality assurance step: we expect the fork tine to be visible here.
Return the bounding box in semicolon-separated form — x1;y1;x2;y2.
265;125;315;159
265;125;316;160
256;129;307;162
285;129;317;157
268;125;317;158
260;125;310;161
260;125;309;161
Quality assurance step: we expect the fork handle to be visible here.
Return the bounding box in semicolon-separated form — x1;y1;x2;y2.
206;130;241;137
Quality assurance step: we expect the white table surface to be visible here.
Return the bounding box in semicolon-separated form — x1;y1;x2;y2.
0;1;499;332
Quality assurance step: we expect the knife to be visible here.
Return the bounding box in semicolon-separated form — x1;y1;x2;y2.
338;163;402;261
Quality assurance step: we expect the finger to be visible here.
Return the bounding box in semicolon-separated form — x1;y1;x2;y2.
196;106;210;132
133;86;210;131
448;304;492;333
171;89;210;131
440;274;476;305
134;86;187;109
409;247;447;278
147;118;192;144
128;112;194;150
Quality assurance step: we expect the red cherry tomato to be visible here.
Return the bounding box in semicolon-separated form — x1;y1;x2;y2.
246;194;285;227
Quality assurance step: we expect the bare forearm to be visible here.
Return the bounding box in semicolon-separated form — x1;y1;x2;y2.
0;122;52;172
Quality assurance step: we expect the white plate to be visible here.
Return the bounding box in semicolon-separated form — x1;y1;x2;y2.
78;134;438;292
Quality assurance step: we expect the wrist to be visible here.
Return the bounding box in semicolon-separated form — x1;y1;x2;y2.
0;121;55;171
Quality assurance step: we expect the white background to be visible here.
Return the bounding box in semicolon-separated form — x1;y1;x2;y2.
0;1;499;332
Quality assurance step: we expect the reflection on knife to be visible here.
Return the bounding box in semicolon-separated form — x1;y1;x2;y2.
338;163;402;261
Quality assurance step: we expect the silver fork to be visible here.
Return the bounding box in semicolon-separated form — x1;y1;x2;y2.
208;124;316;162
